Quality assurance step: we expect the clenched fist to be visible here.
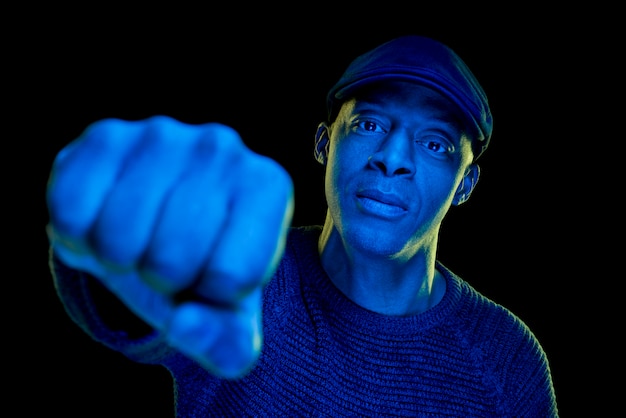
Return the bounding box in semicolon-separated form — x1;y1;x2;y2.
46;115;294;378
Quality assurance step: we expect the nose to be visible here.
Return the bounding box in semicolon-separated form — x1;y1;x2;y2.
367;131;415;177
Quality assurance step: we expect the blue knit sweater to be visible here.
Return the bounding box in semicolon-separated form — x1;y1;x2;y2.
51;226;558;417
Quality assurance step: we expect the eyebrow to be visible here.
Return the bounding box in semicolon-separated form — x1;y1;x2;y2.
352;98;467;134
350;82;473;134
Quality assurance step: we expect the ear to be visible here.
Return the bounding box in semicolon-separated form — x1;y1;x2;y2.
314;122;330;165
452;164;480;206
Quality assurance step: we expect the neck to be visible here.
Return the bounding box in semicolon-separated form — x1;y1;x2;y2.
318;216;446;316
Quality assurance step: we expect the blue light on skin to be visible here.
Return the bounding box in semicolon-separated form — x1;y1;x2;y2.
315;81;479;316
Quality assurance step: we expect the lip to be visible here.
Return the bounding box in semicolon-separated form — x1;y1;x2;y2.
355;189;408;218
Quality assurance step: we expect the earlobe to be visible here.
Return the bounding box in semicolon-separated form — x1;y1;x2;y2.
314;122;330;165
453;164;480;206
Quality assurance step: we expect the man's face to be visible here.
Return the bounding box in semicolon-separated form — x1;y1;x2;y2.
323;81;477;259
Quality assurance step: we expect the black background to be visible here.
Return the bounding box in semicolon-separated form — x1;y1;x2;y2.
11;6;616;417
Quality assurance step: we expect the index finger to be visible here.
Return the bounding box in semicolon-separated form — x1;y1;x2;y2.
195;152;294;305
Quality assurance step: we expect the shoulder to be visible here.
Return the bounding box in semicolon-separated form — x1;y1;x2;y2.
439;263;535;342
439;264;557;414
439;262;551;379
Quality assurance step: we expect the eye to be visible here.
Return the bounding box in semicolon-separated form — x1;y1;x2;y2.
417;136;453;154
356;120;386;134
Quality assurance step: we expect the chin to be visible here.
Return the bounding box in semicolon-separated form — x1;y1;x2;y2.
343;225;408;258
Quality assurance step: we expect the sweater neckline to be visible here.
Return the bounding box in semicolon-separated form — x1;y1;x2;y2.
290;226;464;336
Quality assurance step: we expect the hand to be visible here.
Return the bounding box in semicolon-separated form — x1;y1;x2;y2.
46;115;294;378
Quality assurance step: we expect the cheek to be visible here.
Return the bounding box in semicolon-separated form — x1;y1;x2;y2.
328;136;371;171
436;177;464;218
324;137;376;201
324;157;341;205
323;143;351;205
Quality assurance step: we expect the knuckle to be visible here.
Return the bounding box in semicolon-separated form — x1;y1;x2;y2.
243;153;294;195
82;118;136;150
201;123;244;152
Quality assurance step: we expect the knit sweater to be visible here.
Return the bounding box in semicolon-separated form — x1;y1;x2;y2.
51;225;558;417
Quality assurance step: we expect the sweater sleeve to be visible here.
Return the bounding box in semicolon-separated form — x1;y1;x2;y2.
478;302;559;417
48;246;172;365
502;315;558;417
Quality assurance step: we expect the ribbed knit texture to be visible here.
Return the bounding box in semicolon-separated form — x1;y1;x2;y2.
52;225;558;417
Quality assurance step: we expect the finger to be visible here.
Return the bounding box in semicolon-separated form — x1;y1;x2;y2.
48;227;109;279
165;287;263;379
196;152;294;305
90;116;198;270
46;118;144;254
49;232;176;332
139;124;244;295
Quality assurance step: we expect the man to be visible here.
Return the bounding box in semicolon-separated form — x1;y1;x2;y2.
47;35;558;416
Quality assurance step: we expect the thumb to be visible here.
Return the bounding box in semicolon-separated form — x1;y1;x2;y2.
165;288;263;379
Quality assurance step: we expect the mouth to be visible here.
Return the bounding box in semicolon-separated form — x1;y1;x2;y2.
355;189;408;218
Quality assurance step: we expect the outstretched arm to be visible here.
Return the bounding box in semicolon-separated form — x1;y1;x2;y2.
46;115;294;378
